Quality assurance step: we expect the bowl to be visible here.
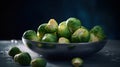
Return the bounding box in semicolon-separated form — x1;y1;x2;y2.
22;37;107;58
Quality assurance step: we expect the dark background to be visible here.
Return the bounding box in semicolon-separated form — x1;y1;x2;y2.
0;0;119;40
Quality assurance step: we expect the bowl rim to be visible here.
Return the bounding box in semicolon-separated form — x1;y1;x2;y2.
22;37;107;45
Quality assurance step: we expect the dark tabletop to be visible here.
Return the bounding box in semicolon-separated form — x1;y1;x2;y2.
0;40;120;67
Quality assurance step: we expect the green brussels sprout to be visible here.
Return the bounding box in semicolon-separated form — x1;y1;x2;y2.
89;25;106;42
14;52;31;66
66;17;81;33
37;23;47;41
89;33;99;42
8;47;21;57
72;57;83;67
71;28;90;43
45;19;58;33
23;30;39;41
58;21;71;38
31;58;47;67
58;37;70;44
41;33;57;42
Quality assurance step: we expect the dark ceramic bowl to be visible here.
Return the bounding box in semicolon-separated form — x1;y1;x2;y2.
22;37;107;58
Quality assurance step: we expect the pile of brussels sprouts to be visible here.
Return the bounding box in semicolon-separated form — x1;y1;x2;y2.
23;17;106;43
8;47;47;67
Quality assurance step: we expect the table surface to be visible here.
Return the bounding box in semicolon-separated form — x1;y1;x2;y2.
0;40;120;67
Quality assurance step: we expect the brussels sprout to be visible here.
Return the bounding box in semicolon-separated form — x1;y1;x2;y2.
23;30;39;41
72;57;83;67
71;28;90;43
31;58;47;67
14;52;31;66
58;37;70;44
89;25;106;42
66;17;81;33
8;47;21;57
45;19;58;33
37;23;47;41
58;21;71;38
89;33;99;42
41;33;57;42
